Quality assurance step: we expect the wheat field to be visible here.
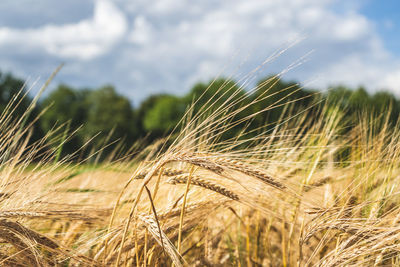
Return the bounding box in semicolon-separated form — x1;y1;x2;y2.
1;73;400;267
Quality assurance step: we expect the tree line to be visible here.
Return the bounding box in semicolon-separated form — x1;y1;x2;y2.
0;70;398;161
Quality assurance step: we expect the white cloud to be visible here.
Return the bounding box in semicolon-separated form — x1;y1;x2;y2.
0;0;127;60
381;69;400;93
1;0;400;101
332;14;370;42
129;16;153;45
120;0;400;99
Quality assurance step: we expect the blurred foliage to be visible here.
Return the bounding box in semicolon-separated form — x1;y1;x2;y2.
40;84;88;155
0;72;29;114
82;85;137;142
186;78;249;114
0;71;44;143
1;70;399;161
143;94;186;134
250;76;316;132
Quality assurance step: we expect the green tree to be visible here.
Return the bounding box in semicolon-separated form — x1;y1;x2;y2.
326;86;352;105
83;85;137;147
142;94;186;136
250;75;315;131
41;85;88;132
136;94;168;138
40;84;89;155
0;71;31;118
348;87;370;111
185;78;252;140
371;91;399;124
0;71;45;146
186;78;249;115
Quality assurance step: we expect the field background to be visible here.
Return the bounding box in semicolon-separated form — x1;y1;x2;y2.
1;69;400;266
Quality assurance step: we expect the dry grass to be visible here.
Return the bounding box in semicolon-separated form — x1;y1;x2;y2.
2;68;400;266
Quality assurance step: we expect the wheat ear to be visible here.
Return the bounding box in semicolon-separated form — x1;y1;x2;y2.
168;174;239;201
213;157;286;189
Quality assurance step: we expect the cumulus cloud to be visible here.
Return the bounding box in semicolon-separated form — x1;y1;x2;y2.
129;16;153;45
0;0;127;60
0;0;399;101
119;0;400;97
381;68;400;92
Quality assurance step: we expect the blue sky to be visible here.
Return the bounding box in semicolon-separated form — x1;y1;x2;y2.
0;0;399;104
361;0;400;56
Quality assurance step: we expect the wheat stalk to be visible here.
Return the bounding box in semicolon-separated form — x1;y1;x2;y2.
138;214;183;267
